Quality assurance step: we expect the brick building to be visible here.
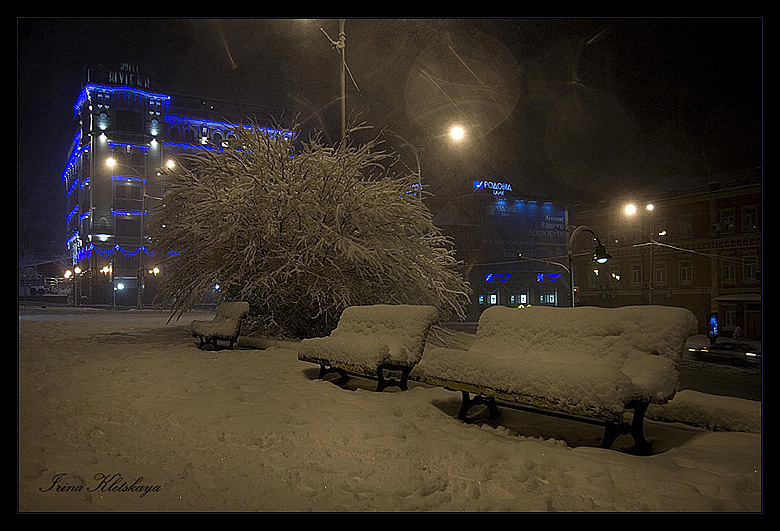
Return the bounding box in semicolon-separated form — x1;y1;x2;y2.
569;172;762;339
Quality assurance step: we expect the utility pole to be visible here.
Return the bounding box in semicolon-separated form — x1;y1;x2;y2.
337;19;346;142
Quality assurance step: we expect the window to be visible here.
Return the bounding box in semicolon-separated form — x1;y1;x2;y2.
720;209;736;234
654;262;667;286
631;263;643;286
721;255;736;284
679;260;693;285
115;217;141;237
115;110;143;133
743;252;760;283
588;268;599;287
679;216;692;239
743;207;758;232
113;182;143;212
723;307;737;328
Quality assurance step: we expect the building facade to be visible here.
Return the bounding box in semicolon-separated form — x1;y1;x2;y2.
432;179;570;321
569;174;762;339
63;63;283;307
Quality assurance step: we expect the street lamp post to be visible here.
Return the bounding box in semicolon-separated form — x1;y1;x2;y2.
338;19;346;142
624;202;657;305
312;19;347;142
567;225;611;307
386;125;467;186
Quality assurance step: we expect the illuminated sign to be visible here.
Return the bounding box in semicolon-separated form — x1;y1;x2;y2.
485;272;513;282
536;273;562;282
473;180;513;195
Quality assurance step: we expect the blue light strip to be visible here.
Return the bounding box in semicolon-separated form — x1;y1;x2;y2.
73;84;171;117
62;143;89;183
74;243;180;263
67;178;80;197
66;206;78;224
112;175;146;183
74;84;292;139
107;141;149;151
111;210;144;216
165;115;294;140
161;140;245;153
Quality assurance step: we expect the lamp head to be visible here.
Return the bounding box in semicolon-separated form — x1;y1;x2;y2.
593;241;611;264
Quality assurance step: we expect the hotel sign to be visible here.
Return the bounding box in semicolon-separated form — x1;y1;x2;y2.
88;63;152;90
108;63;151;89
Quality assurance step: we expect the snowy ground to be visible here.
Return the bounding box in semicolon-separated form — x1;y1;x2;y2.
18;308;761;512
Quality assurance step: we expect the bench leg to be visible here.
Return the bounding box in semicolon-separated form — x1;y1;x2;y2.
601;401;652;455
458;392;501;421
317;365;350;386
628;401;652;456
376;365;411;392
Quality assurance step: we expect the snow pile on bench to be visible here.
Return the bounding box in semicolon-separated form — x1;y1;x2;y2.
191;301;250;347
299;304;440;369
414;305;698;415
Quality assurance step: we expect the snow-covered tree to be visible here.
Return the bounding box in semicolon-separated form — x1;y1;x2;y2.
151;121;471;338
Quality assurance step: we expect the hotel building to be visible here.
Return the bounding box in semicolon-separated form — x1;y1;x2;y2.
63;63;284;307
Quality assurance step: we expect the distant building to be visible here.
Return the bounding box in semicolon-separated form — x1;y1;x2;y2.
432;179;569;321
569;172;761;339
63;63;286;307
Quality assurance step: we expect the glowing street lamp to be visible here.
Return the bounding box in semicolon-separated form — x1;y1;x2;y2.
623;201;658;304
450;125;465;142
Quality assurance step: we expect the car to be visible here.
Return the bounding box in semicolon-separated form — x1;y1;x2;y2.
687;341;762;367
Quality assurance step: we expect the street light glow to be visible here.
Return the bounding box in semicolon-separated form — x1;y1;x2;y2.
624;204;637;215
450;125;465;141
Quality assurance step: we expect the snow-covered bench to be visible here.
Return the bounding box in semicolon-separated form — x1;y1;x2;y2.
298;304;440;392
412;305;698;454
191;301;250;350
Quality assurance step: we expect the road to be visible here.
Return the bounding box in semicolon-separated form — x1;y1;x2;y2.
678;356;762;401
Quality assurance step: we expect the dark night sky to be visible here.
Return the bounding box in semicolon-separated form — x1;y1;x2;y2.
17;17;763;258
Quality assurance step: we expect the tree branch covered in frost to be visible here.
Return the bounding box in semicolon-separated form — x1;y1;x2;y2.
150;121;471;338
